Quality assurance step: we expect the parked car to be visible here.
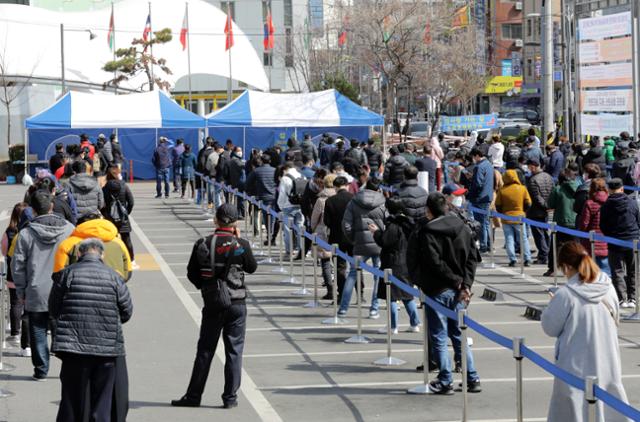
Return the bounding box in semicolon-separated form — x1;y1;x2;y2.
499;109;541;125
408;121;431;138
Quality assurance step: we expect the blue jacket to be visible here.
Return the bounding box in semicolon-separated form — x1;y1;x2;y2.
319;144;335;167
546;150;565;181
180;152;197;178
246;164;276;202
468;158;494;205
152;144;172;170
171;144;185;167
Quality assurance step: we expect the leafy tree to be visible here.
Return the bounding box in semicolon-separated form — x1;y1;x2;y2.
103;28;173;91
312;73;360;104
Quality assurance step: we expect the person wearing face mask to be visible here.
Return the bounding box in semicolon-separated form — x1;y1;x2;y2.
541;241;631;422
442;183;481;246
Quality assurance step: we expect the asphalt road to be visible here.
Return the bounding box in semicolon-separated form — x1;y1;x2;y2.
0;181;638;422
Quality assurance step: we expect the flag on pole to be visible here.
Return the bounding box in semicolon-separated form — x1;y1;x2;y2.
452;5;470;29
338;16;348;47
180;6;188;50
303;17;310;49
224;4;234;50
108;8;115;51
423;21;432;45
143;14;152;41
382;16;391;43
263;9;275;50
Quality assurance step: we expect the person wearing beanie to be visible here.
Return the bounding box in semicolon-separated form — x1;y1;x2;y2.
172;203;257;410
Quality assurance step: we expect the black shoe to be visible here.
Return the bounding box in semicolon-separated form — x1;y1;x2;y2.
223;401;238;409
458;380;482;393
524;260;531;267
263;240;276;246
543;270;554;277
171;396;200;407
534;258;547;265
322;292;333;300
508;261;516;267
428;380;454;395
155;195;162;199
453;362;461;373
416;362;438;373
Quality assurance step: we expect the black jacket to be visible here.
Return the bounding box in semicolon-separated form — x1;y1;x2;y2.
373;214;414;301
50;254;133;357
526;171;554;220
102;180;135;233
573;180;591;216
342;189;386;256
245;164;276;202
323;189;354;247
600;193;640;250
395;179;428;220
301;140;318;162
112;142;124;164
414;156;437;193
49;152;66;173
583;147;607;174
364;146;382;171
285;146;304;168
407;214;479;297
187;229;257;303
301;180;321;219
383;155;409;186
53;191;76;226
227;156;245;189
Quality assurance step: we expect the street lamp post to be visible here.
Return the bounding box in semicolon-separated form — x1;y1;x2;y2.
542;0;554;141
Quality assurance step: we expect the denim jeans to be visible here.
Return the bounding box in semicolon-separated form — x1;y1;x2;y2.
282;207;304;254
28;311;50;377
503;223;531;263
426;289;479;386
596;257;611;277
390;299;420;329
207;183;223;208
471;203;491;252
339;255;380;313
530;221;550;262
156;168;170;197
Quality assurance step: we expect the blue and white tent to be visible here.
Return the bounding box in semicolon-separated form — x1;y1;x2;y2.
205;90;383;152
25;91;205;179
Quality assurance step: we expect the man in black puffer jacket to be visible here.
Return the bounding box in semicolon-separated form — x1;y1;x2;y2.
364;138;383;177
49;238;133;421
383;146;409;186
395;166;428;221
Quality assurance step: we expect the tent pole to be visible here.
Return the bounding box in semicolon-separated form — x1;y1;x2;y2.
24;129;29;182
243;126;246;158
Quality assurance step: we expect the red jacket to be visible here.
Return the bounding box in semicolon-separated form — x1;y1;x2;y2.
80;140;95;160
577;191;608;257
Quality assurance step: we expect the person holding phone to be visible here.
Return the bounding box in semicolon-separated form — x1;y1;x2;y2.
172;204;257;410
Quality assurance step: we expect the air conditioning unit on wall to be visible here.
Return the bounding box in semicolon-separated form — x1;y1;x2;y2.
515;2;523;11
514;39;524;47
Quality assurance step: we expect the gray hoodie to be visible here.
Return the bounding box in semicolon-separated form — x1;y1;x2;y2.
541;272;631;422
12;214;75;312
68;173;104;216
342;189;386;256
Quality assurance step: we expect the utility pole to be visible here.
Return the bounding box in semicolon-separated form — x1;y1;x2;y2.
561;0;571;139
60;23;66;95
632;0;639;142
542;0;554;141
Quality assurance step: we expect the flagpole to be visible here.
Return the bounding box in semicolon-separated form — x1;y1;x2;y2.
111;2;118;94
186;2;193;109
226;4;233;103
148;1;155;90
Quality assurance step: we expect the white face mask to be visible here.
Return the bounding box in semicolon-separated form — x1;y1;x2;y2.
452;196;464;207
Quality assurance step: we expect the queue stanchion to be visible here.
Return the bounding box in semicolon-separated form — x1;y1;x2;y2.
623;239;640;321
292;230;310;296
249;201;260;251
0;260;15;376
407;292;432;395
304;235;322;308
550;222;558;290
281;216;298;284
585;376;598;422
322;244;348;325
458;309;469;422
258;207;274;264
513;337;525;422
345;257;371;344
589;230;596;260
373;269;406;366
243;195;249;235
271;212;287;274
254;201;266;258
512;218;526;279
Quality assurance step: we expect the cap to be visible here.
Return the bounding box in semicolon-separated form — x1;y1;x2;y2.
442;183;467;196
98;133;106;140
216;203;239;225
526;158;541;166
607;178;623;190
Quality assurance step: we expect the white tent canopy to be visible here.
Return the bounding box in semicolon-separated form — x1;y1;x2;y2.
0;0;269;91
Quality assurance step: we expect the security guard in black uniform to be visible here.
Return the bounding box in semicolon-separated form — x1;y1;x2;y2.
171;203;257;409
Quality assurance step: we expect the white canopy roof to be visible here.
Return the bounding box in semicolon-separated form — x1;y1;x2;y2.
0;0;269;91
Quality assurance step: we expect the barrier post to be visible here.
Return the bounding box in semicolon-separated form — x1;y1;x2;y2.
271;213;286;274
512;218;526;279
322;244;348;325
304;235;322;308
550;222;558;288
345;257;371;344
258;208;273;264
281;216;298;284
373;269;406;366
585;376;598;422
254;201;266;258
513;337;525;422
243;197;249;235
482;223;498;269
589;230;596;260
407;292;432;395
458;309;469;422
623;239;640;321
292;230;310;296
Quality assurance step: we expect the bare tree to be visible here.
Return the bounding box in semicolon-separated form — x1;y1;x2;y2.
0;46;36;149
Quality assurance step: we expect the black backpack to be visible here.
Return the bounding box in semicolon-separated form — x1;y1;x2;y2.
109;184;129;226
285;174;308;205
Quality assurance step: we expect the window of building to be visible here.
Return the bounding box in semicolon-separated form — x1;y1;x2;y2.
284;0;293;27
526;19;532;37
527;59;532;78
220;1;235;17
285;27;293;67
264;52;273;66
502;23;522;40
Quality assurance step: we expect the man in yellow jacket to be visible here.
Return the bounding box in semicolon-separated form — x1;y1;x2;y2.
495;169;532;267
54;212;132;280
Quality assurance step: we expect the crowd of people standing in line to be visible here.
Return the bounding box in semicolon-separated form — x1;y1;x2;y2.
161;129;632;415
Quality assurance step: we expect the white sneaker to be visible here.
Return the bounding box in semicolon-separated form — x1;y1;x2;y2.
368;310;380;319
377;327;398;335
21;347;31;357
405;325;421;333
623;300;636;309
131;260;140;270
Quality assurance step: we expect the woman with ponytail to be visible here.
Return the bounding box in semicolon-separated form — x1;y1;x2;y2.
541;241;630;422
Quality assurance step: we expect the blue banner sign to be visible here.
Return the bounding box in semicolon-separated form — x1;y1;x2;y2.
439;114;498;132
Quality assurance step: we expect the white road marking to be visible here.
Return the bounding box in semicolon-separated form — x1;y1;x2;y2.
0;209;9;221
130;216;283;422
